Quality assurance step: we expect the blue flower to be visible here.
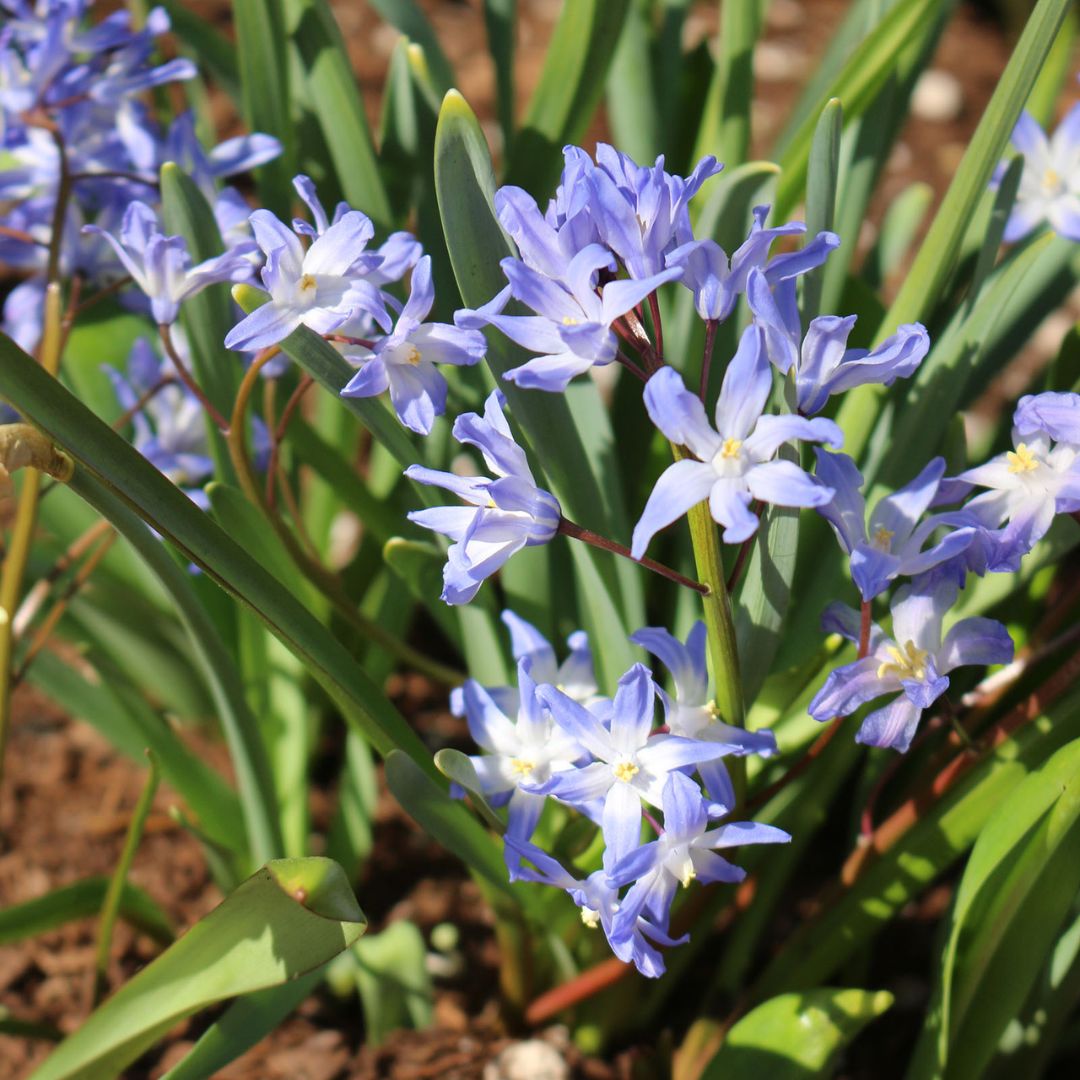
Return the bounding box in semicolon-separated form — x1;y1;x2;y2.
458;244;680;392
631;327;842;555
609;771;789;936
340;256;486;434
666;205;838;324
588;145;722;279
503;836;685;978
1014;391;1080;447
224;177;391;351
83;202;254;325
405;391;561;604
458;658;588;851
746;268;928;414
813;450;976;601
531;663;732;867
996;105;1080;243
808;577;1014;752
631;622;777;809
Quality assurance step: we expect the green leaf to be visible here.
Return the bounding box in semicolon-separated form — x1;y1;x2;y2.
773;0;943;221
384;750;516;900
0;333;437;782
0;877;173;948
368;0;455;95
353;921;434;1044
31;858;366;1080
865;181;933;289
702;988;893;1080
161;971;324;1080
606;0;660;165
837;0;1072;462
802;98;842;324
434;748;505;834
159;0;240;99
506;0;630;196
233;0;293;213
914;737;1080;1079
483;0;516;150
283;0;391;228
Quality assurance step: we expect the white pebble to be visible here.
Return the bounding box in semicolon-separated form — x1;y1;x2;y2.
911;70;964;123
484;1039;569;1080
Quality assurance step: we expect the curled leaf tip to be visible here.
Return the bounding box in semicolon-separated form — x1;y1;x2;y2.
0;423;74;483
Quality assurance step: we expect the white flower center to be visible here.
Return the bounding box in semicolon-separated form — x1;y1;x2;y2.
871;525;894;552
613;758;640;783
711;437;747;477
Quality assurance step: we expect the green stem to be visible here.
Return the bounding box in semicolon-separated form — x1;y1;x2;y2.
94;750;160;1003
676;446;746;799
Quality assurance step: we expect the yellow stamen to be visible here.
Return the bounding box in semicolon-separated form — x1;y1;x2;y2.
613;760;639;783
872;525;895;551
581;907;600;929
562;315;580;326
299;272;316;291
1007;443;1039;474
720;437;743;459
1044;167;1062;190
876;640;929;682
405;345;421;366
510;758;534;776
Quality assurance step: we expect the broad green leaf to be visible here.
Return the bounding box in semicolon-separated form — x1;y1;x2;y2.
1025;4;1078;126
911;737;1080;1079
837;0;1072;462
702;988;893;1080
691;0;763;167
963;154;1024;316
506;0;630;197
751;680;1080;1001
0;333;437;781
234;0;294;212
162;970;324;1080
384;750;516;900
368;0;455;95
282;0;391;228
802;99;842;324
773;0;943;221
434;91;637;686
0;877;173;948
353;921;433;1044
31;858;366;1080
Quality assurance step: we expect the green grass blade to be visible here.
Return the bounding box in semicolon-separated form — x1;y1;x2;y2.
283;0;392;228
505;0;631;196
606;0;661;166
31;858;366;1080
368;0;455;95
801;98;842;324
483;0;516;151
0;877;173;948
160;0;240;99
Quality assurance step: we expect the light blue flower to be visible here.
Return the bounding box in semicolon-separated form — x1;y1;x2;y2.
1014;390;1080;448
813;450;976;601
609;771;789;936
82;202;254;325
746;268;928;414
531;663;732;867
458;244;680;392
340;256;486;434
631;622;777;810
666;205;838;324
405;391;561;604
224;177;391;351
503;836;685;978
996;105;1080;243
809;576;1013;752
631;327;842;555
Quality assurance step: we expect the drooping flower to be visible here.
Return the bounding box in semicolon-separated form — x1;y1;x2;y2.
631;326;842;555
813;450;976;601
340;256;486;434
666;205;838;324
405;391;561;604
530;663;731;867
504;836;686;979
609;771;789;935
224;177;391;351
631;621;777;809
1013;390;1080;448
808;576;1014;752
82;202;254;325
458;244;680;392
746;268;929;414
457;658;587;850
995;105;1080;243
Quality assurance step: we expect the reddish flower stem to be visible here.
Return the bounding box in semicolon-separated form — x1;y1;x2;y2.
699;318;718;401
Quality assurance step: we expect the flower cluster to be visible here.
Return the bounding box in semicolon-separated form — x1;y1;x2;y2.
454;612;786;976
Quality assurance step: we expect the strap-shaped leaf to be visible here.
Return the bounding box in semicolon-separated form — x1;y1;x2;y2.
368;0;455;96
505;0;630;197
31;858;366;1080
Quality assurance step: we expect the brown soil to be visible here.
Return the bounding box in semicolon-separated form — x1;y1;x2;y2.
0;1;1045;1077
